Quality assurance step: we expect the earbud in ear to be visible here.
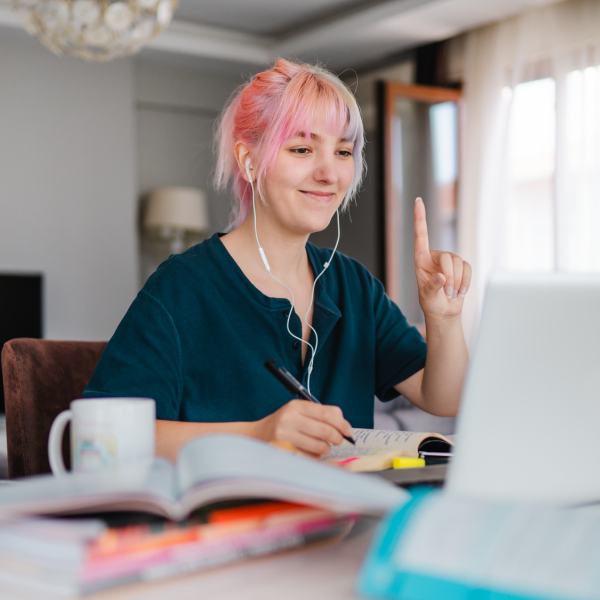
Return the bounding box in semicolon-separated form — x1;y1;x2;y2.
244;158;253;183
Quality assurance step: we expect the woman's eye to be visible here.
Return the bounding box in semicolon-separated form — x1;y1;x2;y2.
337;150;353;157
291;148;310;154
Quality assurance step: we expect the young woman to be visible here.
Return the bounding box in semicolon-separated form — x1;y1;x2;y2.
84;59;471;461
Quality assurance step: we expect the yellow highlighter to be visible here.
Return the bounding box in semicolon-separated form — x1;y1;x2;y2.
393;457;426;469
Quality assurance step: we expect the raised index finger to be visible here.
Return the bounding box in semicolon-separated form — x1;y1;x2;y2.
414;197;430;260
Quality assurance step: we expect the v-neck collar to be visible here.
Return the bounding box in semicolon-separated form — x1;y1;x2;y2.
208;232;341;320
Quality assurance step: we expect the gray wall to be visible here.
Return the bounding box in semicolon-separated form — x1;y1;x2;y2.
0;32;252;340
135;61;252;235
134;61;253;283
0;29;138;341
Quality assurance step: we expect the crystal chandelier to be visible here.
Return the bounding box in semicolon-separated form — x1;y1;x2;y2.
13;0;178;61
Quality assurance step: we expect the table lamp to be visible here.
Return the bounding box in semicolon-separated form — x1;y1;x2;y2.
143;187;209;254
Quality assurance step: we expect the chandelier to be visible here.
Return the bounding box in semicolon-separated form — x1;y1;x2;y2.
13;0;178;61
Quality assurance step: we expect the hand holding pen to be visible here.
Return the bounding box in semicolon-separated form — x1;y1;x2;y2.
260;359;356;456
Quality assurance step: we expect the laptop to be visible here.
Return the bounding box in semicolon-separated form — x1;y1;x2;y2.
446;272;600;504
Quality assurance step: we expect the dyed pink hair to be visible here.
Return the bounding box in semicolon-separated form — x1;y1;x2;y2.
213;58;366;231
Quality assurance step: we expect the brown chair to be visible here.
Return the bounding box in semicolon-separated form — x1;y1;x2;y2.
1;339;107;479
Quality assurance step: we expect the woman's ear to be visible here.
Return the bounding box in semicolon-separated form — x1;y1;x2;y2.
234;141;252;182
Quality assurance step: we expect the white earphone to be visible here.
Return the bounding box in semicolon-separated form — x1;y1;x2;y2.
244;157;341;394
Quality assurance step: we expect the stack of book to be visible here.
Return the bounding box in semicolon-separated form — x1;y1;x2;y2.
0;501;356;596
0;434;409;596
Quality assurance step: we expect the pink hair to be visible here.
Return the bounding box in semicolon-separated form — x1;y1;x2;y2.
213;58;366;231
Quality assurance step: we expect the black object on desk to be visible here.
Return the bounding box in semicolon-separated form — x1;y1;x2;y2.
264;359;355;445
371;464;448;487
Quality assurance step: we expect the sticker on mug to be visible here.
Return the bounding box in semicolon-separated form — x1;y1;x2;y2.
74;435;117;472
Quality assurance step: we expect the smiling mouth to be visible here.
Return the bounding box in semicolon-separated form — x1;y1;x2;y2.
300;191;335;202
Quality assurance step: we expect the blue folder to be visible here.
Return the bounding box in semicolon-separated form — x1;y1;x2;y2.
356;488;600;600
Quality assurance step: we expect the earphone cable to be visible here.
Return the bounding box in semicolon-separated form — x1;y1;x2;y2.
247;162;339;395
304;208;340;392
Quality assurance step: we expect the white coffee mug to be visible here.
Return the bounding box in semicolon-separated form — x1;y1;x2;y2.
48;398;156;476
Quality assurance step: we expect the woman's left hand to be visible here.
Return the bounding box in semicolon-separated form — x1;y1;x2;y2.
413;197;471;321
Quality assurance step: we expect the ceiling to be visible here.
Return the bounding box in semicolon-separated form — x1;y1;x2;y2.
0;0;567;72
174;0;364;36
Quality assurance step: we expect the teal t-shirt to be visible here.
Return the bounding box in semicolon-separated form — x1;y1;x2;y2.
84;233;427;429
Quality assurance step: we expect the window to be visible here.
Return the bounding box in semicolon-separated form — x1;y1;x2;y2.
430;101;459;255
562;65;600;272
503;64;600;274
504;78;556;272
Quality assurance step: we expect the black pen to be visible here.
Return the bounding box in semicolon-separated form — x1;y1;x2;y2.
264;359;356;445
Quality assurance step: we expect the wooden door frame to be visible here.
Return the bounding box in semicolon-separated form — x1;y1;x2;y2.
378;82;462;306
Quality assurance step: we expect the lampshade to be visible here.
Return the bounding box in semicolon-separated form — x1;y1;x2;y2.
144;187;209;233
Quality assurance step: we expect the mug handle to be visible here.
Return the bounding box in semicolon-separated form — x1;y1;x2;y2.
48;409;72;476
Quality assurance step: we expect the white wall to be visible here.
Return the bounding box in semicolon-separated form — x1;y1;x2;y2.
0;29;138;341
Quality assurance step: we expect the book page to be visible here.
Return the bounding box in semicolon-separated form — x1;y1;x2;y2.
175;434;407;517
325;429;453;460
323;446;394;461
0;459;178;521
354;429;451;449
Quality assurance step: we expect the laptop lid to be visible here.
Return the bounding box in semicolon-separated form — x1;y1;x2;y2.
446;273;600;505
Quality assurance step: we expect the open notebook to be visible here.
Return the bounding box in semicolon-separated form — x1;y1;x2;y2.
325;429;453;472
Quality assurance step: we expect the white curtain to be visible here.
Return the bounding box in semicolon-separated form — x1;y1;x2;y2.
458;0;600;347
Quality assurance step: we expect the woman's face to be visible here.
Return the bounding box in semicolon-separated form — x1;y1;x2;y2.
259;120;355;236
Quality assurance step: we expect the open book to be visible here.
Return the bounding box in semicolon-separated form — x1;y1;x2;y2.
325;429;454;472
0;434;406;522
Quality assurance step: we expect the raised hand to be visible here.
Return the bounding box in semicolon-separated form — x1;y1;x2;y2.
414;197;471;320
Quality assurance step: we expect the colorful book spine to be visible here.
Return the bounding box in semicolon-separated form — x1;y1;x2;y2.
81;514;356;592
0;501;357;595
